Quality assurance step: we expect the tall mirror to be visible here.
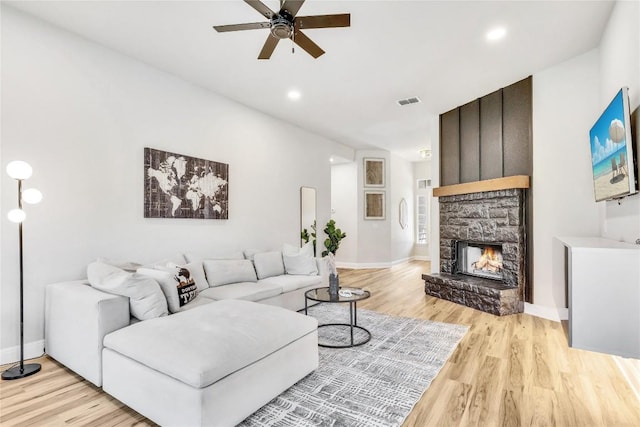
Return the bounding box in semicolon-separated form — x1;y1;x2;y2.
300;187;317;251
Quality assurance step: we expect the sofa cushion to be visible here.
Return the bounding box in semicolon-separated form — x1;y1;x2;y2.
198;282;282;302
103;299;318;389
137;267;199;313
282;242;314;257
143;253;188;268
283;255;319;276
96;257;143;272
166;261;209;293
258;275;323;293
253;251;285;279
184;251;245;264
203;259;257;287
171;295;214;313
87;262;168;320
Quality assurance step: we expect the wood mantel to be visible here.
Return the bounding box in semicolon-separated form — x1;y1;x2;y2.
433;175;530;197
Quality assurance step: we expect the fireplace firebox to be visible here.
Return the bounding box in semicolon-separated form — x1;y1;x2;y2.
455;241;504;281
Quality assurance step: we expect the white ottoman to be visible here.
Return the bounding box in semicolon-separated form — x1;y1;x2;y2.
102;299;318;427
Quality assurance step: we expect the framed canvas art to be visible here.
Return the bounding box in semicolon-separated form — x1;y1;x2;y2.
364;158;385;187
364;191;385;220
144;147;229;219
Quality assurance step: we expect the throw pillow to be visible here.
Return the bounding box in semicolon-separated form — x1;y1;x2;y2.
282;242;314;257
96;257;143;272
202;259;258;287
137;266;199;313
143;253;188;269
87;262;168;320
253;251;285;280
283;254;318;275
282;242;318;275
166;261;209;293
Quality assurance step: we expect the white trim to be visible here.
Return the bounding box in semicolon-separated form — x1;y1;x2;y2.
336;256;431;270
391;257;413;267
524;303;568;322
1;339;45;365
336;262;392;269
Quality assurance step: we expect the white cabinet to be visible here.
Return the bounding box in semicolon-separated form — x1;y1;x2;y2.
558;237;640;359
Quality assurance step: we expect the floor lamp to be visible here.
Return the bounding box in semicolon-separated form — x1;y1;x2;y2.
2;161;43;380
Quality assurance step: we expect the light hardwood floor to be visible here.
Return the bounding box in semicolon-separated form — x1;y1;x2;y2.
1;261;639;426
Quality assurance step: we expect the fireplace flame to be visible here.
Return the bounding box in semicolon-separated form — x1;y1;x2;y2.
472;246;503;273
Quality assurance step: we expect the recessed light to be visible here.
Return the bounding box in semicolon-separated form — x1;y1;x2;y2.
419;149;432;159
486;27;506;41
329;156;335;163
287;90;301;100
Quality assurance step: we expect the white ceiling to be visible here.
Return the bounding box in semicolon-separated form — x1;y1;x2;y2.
6;0;615;161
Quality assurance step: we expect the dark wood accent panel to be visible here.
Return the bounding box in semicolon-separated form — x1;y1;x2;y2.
437;76;533;304
440;108;460;186
480;90;503;180
502;77;532;176
459;100;480;183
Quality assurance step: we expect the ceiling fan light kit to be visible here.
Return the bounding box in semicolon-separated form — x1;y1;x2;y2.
213;0;350;59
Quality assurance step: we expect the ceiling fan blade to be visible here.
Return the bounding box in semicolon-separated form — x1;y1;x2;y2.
244;0;275;19
280;0;305;18
213;22;270;32
293;29;324;58
296;14;350;29
258;35;280;60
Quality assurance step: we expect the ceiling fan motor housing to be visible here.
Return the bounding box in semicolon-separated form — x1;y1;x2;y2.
270;12;294;39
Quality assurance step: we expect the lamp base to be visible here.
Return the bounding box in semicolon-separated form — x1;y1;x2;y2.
2;363;41;380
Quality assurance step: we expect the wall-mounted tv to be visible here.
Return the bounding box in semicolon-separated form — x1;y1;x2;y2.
589;87;637;202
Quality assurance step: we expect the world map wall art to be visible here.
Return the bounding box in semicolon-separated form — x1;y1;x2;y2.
144;147;229;219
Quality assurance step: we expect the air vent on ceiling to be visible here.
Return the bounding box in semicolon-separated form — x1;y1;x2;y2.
397;96;421;106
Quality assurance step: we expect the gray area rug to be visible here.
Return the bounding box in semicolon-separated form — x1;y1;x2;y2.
239;304;468;427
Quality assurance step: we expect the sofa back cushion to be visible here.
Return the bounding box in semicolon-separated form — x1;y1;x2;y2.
203;259;257;287
253;251;285;279
137;266;199;313
87;262;168;320
184;251;245;264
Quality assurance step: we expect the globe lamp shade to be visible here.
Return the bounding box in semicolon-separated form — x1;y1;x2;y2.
6;161;33;180
22;188;43;204
7;209;26;223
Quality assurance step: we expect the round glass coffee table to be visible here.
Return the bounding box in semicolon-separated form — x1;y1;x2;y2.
304;287;372;348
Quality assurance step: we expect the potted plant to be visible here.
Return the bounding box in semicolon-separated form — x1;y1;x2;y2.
322;219;346;295
322;219;346;257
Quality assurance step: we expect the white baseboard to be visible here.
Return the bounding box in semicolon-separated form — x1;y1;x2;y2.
391;257;413;266
524;303;568;322
1;340;45;365
337;256;431;270
336;262;392;269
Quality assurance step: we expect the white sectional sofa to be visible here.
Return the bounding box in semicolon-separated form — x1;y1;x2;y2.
45;245;327;426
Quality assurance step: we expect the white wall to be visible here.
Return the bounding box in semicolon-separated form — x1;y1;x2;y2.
0;7;352;361
390;155;414;264
599;0;640;243
532;49;602;310
330;162;358;262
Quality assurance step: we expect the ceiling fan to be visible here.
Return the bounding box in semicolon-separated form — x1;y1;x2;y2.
213;0;350;59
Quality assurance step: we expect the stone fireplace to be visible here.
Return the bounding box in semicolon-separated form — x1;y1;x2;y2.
422;176;529;316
